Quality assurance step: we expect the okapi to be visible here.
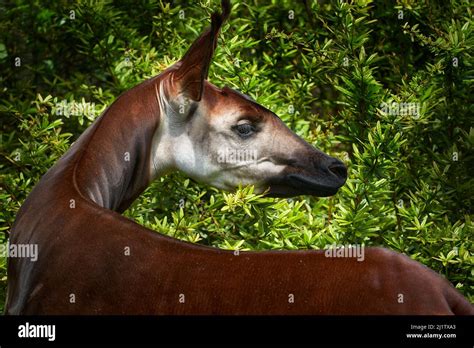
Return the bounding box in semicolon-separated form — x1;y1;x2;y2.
5;0;473;315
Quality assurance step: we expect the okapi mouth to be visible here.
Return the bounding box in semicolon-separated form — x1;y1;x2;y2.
265;163;347;198
266;175;339;197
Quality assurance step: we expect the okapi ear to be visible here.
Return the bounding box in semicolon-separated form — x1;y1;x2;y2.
172;0;231;102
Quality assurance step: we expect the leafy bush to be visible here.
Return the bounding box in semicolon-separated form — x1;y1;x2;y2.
0;0;472;312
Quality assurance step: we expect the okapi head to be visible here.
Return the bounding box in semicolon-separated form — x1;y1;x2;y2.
152;0;347;197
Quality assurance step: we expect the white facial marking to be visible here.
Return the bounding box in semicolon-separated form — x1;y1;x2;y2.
149;81;176;179
173;134;196;174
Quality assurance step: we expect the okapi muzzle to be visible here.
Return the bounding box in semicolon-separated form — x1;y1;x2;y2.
259;114;347;197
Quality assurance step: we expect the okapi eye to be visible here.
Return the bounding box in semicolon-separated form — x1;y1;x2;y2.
233;123;256;138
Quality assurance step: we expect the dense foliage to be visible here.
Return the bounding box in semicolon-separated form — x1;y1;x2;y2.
0;0;472;312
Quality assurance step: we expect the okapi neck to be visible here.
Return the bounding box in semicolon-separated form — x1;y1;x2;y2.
72;78;161;212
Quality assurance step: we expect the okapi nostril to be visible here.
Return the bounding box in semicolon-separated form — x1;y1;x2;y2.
328;163;347;180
